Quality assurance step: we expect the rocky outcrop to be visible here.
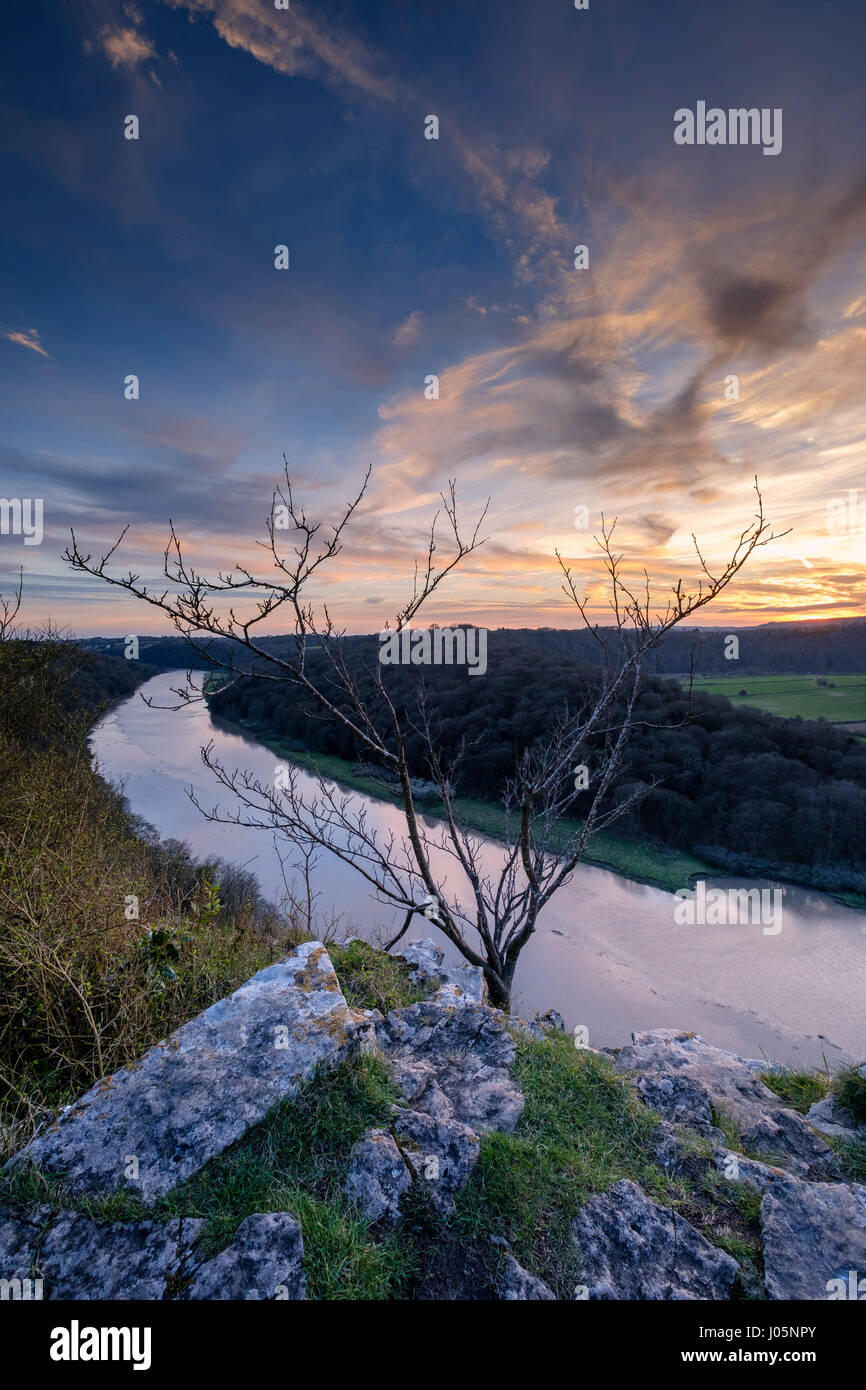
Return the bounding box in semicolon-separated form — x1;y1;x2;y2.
497;1253;556;1301
2;942;859;1302
761;1178;866;1300
378;998;524;1134
7;943;363;1202
0;1205;305;1300
182;1213;305;1300
343;981;523;1227
805;1095;866;1145
618;1028;866;1300
573;1179;741;1300
616;1028;840;1179
393;938;488;1006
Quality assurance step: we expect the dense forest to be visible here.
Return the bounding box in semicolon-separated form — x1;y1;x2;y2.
81;615;866;677
208;631;866;896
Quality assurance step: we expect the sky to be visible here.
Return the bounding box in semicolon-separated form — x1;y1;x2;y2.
1;0;865;636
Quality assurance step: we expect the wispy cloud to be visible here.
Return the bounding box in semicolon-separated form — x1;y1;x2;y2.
162;0;398;102
2;327;51;359
392;310;423;349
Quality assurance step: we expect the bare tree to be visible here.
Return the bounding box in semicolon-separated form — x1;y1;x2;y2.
65;466;780;1009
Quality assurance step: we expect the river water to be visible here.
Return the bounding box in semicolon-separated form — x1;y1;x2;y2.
90;672;866;1068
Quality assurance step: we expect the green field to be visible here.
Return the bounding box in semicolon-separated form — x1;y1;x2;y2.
689;673;866;724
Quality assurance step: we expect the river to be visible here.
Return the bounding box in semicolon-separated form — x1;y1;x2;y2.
90;671;866;1068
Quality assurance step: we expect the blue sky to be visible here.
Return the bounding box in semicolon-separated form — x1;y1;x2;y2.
1;0;865;633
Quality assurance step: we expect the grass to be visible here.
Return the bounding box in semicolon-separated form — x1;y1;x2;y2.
0;733;303;1160
448;1033;677;1298
233;724;714;895
833;1063;866;1126
690;673;866;724
328;938;430;1014
759;1068;830;1114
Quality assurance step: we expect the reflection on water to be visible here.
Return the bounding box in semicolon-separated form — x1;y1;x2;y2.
90;672;866;1068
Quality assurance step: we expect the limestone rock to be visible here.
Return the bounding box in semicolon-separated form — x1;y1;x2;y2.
393;938;487;1006
616;1029;839;1179
498;1254;556;1300
390;1107;480;1216
637;1073;715;1130
344;1107;480;1225
379;1000;524;1134
573;1178;740;1300
805;1095;864;1145
0;1205;54;1287
344;1130;412;1226
8;943;362;1202
649;1120;687;1174
711;1149;790;1194
183;1213;305;1300
761;1178;866;1300
389;1059;455;1121
0;1208;206;1299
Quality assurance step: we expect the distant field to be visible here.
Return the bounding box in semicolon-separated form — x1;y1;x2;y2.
689;673;866;723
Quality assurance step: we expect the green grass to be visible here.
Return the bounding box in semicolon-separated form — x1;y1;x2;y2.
690;673;866;724
232;723;713;895
759;1068;830;1114
329;938;430;1014
833;1136;866;1182
449;1033;674;1297
833;1063;866;1126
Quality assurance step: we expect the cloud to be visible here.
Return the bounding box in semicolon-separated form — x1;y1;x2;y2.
2;327;51;359
90;25;156;71
392;310;423;349
162;0;398;102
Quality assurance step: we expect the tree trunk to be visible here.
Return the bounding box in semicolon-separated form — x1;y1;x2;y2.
484;967;511;1012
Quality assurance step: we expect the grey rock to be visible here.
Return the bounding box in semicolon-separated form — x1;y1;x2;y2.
617;1029;839;1179
8;943;362;1201
637;1073;715;1130
393;939;445;986
40;1212;203;1299
389;1059;455;1120
761;1178;866;1300
433;971;487;1008
743;1108;840;1180
650;1120;687;1174
573;1179;741;1300
0;1206;54;1287
536;1009;565;1032
379;1000;524;1134
344;1107;480;1225
183;1213;305;1300
712;1149;790;1194
390;1107;480;1216
393;938;487;1007
512;1009;567;1042
344;1129;412;1226
498;1253;556;1301
806;1096;864;1144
